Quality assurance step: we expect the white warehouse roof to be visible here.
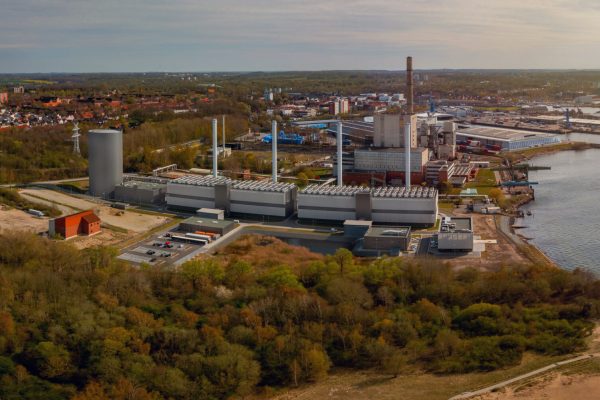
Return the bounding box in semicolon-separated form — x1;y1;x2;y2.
301;184;437;198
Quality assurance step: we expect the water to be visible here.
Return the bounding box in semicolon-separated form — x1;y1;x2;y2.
519;132;600;271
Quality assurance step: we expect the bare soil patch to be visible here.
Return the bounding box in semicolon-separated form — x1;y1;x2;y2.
18;188;170;233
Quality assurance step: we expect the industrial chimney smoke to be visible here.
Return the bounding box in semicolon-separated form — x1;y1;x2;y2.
406;56;414;115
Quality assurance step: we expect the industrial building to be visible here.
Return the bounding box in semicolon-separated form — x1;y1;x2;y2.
114;180;167;205
332;57;457;186
373;114;417;147
297;185;438;226
166;175;297;219
363;226;411;252
437;217;474;251
88;129;123;198
456;126;561;151
178;217;236;236
49;210;101;239
325;120;374;144
196;208;224;220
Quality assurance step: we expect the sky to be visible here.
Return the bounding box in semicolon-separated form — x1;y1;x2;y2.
1;0;600;73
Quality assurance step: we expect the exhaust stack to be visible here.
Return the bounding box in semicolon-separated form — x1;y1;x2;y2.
271;120;278;183
222;115;226;153
212;118;218;177
404;122;411;189
337;121;343;186
407;56;414;115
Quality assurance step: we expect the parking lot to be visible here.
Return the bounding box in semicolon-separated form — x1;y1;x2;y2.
118;230;207;267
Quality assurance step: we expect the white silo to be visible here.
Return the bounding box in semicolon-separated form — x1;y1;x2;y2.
88;129;123;198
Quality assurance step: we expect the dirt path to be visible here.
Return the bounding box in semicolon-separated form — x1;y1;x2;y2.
471;373;600;400
450;354;599;400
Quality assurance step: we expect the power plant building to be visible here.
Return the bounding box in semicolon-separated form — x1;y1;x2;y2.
373;114;417;147
88;129;123;198
354;148;429;173
166;175;297;219
298;185;438;226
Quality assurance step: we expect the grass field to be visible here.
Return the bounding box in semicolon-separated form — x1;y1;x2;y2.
463;168;498;195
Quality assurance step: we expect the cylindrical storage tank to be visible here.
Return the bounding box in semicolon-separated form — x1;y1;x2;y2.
88;129;123;198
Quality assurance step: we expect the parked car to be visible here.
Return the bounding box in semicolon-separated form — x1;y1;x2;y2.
146;250;156;255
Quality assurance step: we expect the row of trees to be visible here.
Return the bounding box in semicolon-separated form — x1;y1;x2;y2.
0;233;598;399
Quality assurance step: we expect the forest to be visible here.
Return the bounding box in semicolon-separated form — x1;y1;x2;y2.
0;233;598;399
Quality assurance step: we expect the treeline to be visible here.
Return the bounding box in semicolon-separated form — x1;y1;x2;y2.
0;126;88;184
0;112;249;183
0;233;598;400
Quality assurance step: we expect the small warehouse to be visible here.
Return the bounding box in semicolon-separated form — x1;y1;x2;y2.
49;210;101;239
438;217;474;251
178;217;236;236
363;226;411;252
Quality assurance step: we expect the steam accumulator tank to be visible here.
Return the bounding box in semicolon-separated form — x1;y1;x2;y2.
88;129;123;198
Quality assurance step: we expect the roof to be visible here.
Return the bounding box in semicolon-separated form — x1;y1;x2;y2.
119;180;166;190
196;208;224;214
301;184;370;196
366;226;411;238
344;220;373;227
81;213;100;224
170;175;294;193
88;129;121;134
568;118;600;126
457;126;559;142
300;184;438;199
528;115;564;121
232;180;295;193
181;217;234;229
170;175;232;187
440;217;472;232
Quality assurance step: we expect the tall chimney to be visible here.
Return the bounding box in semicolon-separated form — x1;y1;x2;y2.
336;121;343;187
271;120;278;183
212;118;218;177
406;56;414;115
222;115;226;152
404;122;411;189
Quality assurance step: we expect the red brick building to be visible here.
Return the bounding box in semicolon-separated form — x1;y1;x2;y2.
49;210;101;239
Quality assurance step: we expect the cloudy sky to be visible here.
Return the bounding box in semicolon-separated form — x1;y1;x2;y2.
1;0;599;72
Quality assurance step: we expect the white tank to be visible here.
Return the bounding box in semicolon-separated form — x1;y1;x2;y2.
88;129;123;198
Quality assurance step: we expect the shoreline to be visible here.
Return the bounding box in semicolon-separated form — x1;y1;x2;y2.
508;142;600;270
